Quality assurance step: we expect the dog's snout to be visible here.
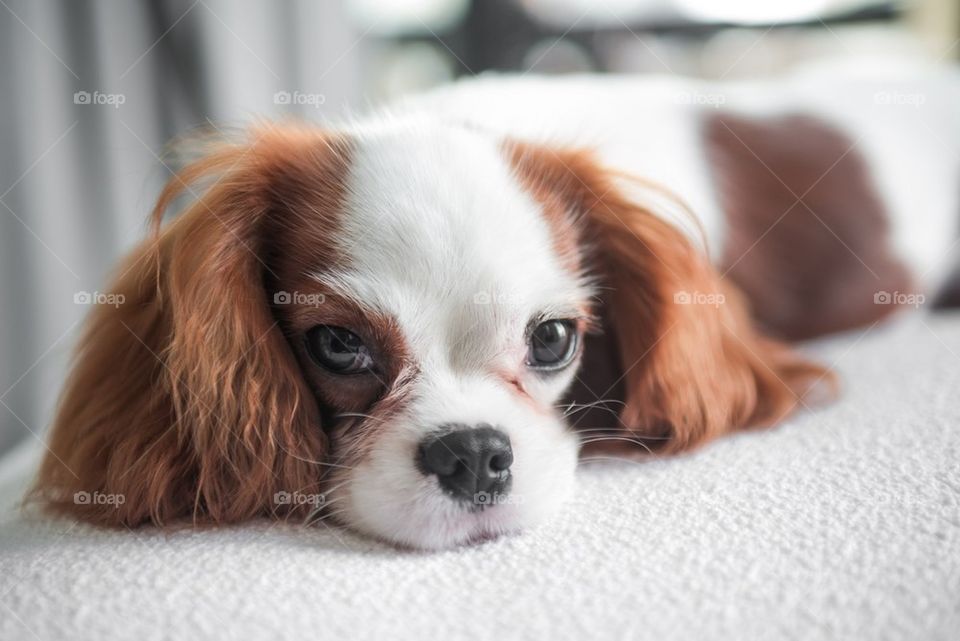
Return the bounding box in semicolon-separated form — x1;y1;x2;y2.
418;426;513;501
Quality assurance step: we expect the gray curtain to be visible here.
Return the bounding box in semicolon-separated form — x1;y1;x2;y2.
0;0;364;455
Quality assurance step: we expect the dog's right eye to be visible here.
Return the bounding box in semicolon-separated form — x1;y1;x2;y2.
305;325;375;374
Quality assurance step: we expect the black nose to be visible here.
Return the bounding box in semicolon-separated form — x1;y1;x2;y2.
418;426;513;502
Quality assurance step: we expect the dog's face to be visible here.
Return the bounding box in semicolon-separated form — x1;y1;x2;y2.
272;124;588;547
35;121;827;549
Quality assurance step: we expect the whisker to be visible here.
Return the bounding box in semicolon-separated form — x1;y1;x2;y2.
336;412;387;424
575;430;672;440
318;479;352;496
302;499;346;524
578;435;655;454
579;455;655;464
300;492;349;522
558;399;626;411
276;444;355;470
579;435;651;445
304;504;348;528
560;400;626;419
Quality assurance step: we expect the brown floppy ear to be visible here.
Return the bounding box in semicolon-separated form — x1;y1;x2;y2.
33;125;350;526
507;142;834;456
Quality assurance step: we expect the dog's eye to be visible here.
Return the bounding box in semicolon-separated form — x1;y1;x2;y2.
527;320;577;369
305;325;374;374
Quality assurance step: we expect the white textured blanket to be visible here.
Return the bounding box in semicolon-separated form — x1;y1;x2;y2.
1;314;958;641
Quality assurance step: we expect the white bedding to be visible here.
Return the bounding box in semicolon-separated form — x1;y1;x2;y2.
1;314;958;641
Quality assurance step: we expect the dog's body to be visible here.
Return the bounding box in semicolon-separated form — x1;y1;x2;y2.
34;64;960;549
398;64;960;316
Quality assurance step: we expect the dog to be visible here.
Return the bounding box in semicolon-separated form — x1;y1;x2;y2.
33;63;960;549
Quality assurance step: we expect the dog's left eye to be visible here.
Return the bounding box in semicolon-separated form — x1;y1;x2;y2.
527;320;578;370
305;325;375;374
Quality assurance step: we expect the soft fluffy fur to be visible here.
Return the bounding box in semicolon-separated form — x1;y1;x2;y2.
32;68;959;549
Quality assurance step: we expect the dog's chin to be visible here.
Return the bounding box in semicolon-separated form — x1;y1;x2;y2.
328;427;580;550
398;502;530;551
336;488;570;551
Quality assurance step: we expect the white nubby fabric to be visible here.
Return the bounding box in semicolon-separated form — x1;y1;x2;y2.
1;313;958;640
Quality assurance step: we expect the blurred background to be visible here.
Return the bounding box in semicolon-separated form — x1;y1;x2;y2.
0;0;957;456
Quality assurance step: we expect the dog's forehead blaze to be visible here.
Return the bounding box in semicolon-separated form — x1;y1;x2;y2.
319;126;587;351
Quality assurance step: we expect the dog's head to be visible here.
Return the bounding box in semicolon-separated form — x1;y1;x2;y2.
34;121;827;549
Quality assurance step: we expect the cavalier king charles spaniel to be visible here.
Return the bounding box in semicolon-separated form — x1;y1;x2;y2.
33;67;960;549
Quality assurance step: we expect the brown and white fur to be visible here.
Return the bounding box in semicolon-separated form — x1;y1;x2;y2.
33;63;960;549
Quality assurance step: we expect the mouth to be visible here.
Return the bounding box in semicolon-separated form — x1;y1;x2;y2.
374;508;516;551
465;528;508;546
450;500;525;546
